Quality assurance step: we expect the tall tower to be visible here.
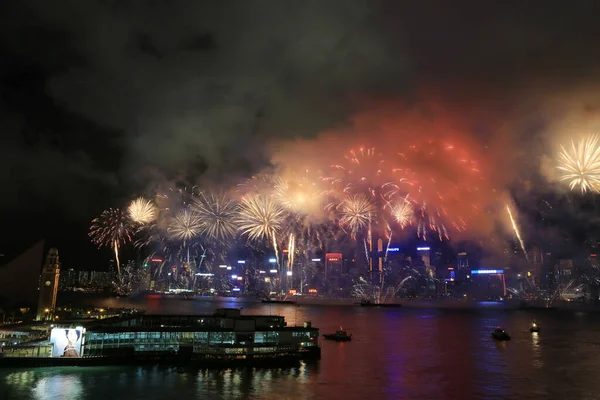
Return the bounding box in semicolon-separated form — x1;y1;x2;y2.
325;253;343;278
37;248;60;321
457;252;469;271
417;246;433;277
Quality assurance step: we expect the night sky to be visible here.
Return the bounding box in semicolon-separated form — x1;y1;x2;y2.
2;1;600;268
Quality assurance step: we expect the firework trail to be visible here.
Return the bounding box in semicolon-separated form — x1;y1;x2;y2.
384;224;393;262
287;233;295;270
506;204;529;263
236;175;275;196
192;192;238;243
352;276;414;304
272;232;280;269
89;208;133;280
128;197;156;224
557;134;600;193
158;186;201;206
236;194;286;243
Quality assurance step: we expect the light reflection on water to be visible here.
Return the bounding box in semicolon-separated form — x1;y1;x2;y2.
531;333;543;368
3;298;600;399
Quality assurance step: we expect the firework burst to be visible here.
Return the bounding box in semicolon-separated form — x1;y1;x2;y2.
192;192;238;243
236;194;286;243
273;173;323;215
557;134;600;193
324;147;392;199
89;208;133;279
388;197;414;228
392;139;484;240
167;209;202;243
128;197;157;224
338;194;376;236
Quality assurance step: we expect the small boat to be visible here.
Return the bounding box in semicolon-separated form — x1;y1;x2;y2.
529;321;540;333
323;327;352;341
359;300;402;308
492;327;511;341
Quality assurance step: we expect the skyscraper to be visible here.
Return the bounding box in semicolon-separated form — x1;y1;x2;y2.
528;247;543;287
325;253;343;278
417;246;433;277
457;252;469;271
37;248;60;321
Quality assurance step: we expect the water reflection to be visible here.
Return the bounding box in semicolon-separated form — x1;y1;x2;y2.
32;373;83;400
4;370;84;400
4;299;600;399
473;314;511;399
531;332;543;368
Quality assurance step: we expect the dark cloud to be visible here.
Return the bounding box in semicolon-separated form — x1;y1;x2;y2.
5;0;410;185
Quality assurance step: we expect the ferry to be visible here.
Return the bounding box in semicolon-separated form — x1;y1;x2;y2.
261;296;297;305
0;308;320;367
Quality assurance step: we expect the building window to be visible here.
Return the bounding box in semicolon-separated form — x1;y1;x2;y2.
209;332;223;344
254;332;280;344
222;332;235;344
194;332;208;344
254;332;265;344
265;332;280;344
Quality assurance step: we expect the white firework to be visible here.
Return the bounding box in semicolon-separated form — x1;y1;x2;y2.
557;134;600;193
167;209;202;243
128;197;156;224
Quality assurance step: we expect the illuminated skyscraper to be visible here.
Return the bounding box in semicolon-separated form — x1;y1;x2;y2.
417;246;433;277
37;248;60;321
527;247;543;286
325;253;343;278
457;252;469;271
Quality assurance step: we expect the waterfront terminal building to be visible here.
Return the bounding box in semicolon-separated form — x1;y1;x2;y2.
0;308;320;366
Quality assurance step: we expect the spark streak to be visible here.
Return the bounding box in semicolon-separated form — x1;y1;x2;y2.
506;204;528;261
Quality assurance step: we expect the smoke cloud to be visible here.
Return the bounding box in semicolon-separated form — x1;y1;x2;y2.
3;0;600;257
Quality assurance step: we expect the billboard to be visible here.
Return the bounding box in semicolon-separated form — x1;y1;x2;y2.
50;327;84;358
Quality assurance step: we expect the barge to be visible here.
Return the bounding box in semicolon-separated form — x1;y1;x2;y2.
0;308;320;368
359;300;402;308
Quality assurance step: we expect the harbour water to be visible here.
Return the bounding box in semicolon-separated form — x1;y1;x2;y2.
2;297;600;400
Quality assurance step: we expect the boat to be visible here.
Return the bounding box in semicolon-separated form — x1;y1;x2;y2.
262;297;296;304
529;320;541;333
323;327;352;341
359;300;402;308
0;308;320;368
518;301;557;311
491;327;511;341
